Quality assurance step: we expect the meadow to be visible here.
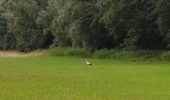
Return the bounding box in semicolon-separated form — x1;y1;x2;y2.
0;57;170;100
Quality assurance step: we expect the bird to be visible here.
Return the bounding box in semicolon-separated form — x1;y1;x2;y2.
85;59;92;66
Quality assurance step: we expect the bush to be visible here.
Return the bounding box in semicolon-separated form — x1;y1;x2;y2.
68;48;91;57
110;50;135;60
132;50;161;61
160;51;170;61
47;48;91;57
46;48;170;61
93;49;112;59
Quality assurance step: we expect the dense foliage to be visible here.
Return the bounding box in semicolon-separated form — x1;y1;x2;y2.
46;48;170;61
0;0;170;52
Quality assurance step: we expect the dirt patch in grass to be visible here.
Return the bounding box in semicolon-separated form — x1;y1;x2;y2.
0;51;44;57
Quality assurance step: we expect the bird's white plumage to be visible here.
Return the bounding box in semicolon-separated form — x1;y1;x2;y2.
85;59;92;65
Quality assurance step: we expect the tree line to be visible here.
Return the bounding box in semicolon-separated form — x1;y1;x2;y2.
0;0;170;52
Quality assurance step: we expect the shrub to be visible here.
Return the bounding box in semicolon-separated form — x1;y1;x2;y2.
68;48;91;57
47;48;91;57
46;48;170;61
93;49;112;59
160;51;170;61
110;50;136;60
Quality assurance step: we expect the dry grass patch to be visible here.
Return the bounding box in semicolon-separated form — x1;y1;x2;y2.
0;50;44;57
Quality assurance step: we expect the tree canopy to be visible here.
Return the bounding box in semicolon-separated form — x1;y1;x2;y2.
0;0;170;52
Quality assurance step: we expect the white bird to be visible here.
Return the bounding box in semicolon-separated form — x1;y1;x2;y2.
85;59;92;66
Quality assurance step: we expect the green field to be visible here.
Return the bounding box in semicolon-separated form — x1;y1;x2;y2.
0;57;170;100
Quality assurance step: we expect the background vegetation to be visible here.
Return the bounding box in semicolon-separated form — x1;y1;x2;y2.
45;48;170;61
0;0;170;52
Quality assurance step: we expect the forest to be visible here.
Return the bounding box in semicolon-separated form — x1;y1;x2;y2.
0;0;170;52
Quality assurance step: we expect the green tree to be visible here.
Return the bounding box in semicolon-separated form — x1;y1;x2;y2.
157;0;170;49
5;0;48;52
102;0;164;50
0;11;7;49
1;0;170;51
0;11;16;50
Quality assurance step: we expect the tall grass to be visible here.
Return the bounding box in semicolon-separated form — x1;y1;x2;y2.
46;48;170;61
47;48;92;58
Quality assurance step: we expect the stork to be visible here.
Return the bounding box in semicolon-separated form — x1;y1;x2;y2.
85;59;92;66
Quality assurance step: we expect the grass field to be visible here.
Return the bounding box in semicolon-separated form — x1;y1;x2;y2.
0;57;170;100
